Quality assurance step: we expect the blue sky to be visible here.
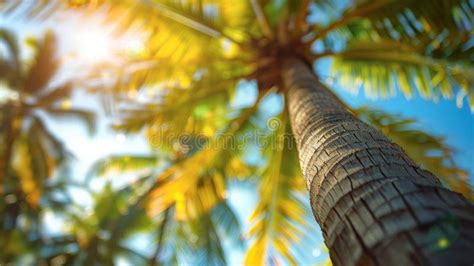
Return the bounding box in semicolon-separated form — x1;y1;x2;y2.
1;4;473;265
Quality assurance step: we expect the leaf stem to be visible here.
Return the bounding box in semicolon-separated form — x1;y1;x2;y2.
250;0;274;39
307;0;391;43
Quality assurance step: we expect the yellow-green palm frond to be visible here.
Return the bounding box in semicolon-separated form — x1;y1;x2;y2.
245;113;308;265
9;115;70;206
355;107;473;201
68;0;253;41
217;0;257;41
38;0;246;104
313;0;472;43
92;41;252;140
11;133;40;206
150;0;254;43
0;29;94;210
90;183;149;232
87;155;160;178
332;39;474;109
82;178;229;265
64;0;253;86
114;76;235;144
314;0;473;106
145;150;227;220
145;128;249;220
145;98;261;219
361;0;471;42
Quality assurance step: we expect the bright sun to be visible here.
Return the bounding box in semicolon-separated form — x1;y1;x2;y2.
72;28;115;62
62;15;146;67
67;27;145;67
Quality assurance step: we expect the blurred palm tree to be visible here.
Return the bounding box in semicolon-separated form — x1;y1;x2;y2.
0;29;94;262
26;154;243;266
3;0;474;265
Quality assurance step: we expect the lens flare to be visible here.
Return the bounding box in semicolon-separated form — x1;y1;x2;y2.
72;28;115;62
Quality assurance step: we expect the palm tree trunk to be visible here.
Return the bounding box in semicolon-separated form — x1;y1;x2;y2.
0;105;18;192
282;57;474;265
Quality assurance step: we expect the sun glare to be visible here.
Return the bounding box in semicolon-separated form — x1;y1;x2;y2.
58;13;147;68
65;24;145;67
124;39;145;56
72;28;115;62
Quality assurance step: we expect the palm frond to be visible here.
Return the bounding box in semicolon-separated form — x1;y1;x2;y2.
245;113;308;265
104;181;157;263
115;76;233;135
149;207;172;266
356;0;472;42
212;202;243;246
312;0;472;44
67;1;225;96
146;96;262;217
60;180;155;264
149;0;235;41
24;31;59;94
44;107;96;135
68;0;249;42
151;203;239;265
189;213;226;266
251;0;274;38
332;39;474;109
11;133;41;206
294;0;310;32
28;115;70;179
0;28;20;74
146;146;224;219
37;82;74;106
87;155;159;178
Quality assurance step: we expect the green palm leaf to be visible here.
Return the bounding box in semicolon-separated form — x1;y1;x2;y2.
332;39;474;108
245;113;308;265
311;0;472;43
87;155;159;178
149;203;241;265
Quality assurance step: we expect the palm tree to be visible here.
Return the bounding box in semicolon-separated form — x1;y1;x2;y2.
41;153;243;266
0;29;94;262
8;0;474;264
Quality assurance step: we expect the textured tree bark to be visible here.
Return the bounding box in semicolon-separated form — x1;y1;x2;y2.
283;57;474;265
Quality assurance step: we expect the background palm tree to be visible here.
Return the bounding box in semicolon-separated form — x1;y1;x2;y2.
1;0;473;265
0;28;94;262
